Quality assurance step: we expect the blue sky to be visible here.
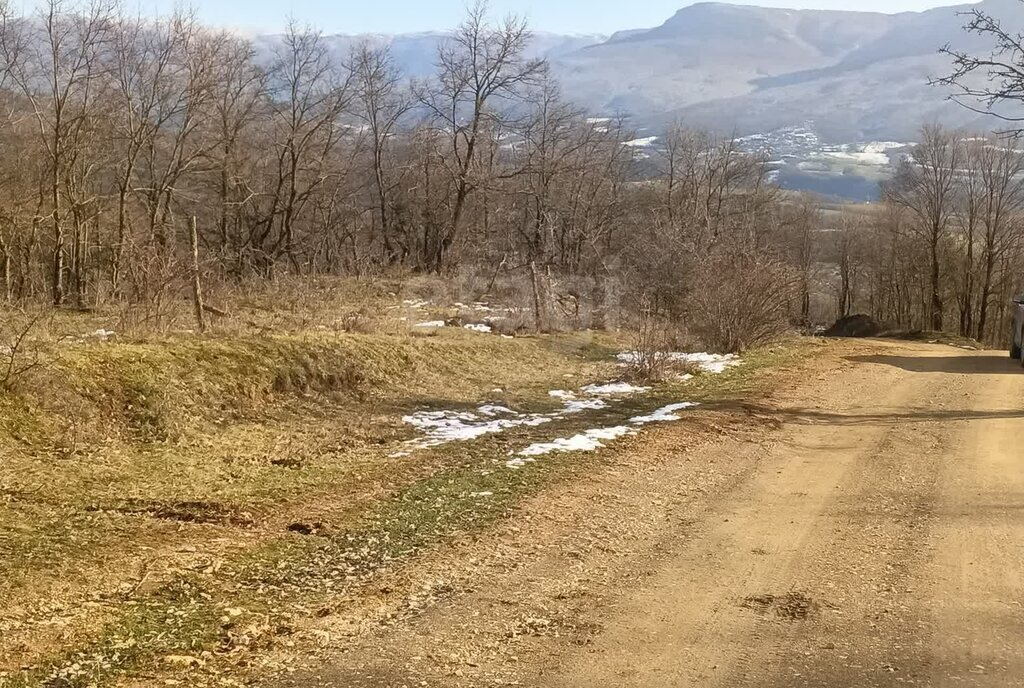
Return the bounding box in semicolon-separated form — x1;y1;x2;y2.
35;0;972;34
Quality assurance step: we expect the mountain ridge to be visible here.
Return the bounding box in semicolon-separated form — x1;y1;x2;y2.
252;1;1018;141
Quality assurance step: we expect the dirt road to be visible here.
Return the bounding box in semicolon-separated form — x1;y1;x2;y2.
273;340;1024;687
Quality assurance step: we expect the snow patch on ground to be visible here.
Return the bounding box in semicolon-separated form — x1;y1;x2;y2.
506;401;701;467
616;351;742;374
413;320;446;328
399;393;608;454
402;407;553;450
562;398;608;414
581;382;652;396
463;323;492;333
400;362;711;458
631;402;701;424
507;426;637;467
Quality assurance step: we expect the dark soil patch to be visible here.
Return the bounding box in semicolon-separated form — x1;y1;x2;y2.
287;521;327;536
742;592;822;620
87;499;256;527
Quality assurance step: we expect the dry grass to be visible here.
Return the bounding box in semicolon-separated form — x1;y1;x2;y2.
0;278;627;682
0;275;822;687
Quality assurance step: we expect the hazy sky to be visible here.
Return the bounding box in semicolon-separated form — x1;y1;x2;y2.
28;0;976;34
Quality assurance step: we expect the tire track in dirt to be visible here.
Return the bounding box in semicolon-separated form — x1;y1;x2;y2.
534;345;949;688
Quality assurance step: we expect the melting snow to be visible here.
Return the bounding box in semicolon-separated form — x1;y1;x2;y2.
580;382;651;395
400;394;607;453
477;404;515;416
402;408;553;449
562;398;608;414
413;320;446;328
508;426;637;466
631;402;701;424
616;351;742;374
464;323;492;333
400;364;710;459
506;401;701;466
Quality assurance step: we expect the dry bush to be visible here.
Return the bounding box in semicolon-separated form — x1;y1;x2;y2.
686;249;798;353
622;297;674;382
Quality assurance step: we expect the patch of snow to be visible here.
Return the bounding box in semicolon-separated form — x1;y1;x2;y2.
616;351;742;374
510;426;637;463
470;491;494;498
402;409;554;449
477;404;515;416
580;382;652;395
413;320;446;328
548;390;576;399
403;299;430;309
464;323;492;333
399;391;618;454
562;398;608;414
90;329;116;340
631;402;700;424
504;400;700;468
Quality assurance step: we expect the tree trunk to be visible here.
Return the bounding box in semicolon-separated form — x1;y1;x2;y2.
530;260;550;332
930;236;943;331
189;216;207;333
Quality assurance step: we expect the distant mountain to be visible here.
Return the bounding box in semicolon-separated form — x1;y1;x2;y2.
271;1;1022;142
550;0;1014;141
250;31;607;81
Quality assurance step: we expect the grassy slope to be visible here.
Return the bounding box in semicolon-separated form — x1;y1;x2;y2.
0;327;621;680
0;325;822;688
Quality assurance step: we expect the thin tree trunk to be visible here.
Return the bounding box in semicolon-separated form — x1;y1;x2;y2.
530;260;549;332
189;216;207;333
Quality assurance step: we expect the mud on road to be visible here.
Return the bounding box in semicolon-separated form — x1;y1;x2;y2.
268;340;1024;688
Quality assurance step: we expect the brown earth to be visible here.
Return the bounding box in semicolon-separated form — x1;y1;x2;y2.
264;339;1024;688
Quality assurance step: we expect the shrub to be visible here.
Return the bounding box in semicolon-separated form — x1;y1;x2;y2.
686;248;798;353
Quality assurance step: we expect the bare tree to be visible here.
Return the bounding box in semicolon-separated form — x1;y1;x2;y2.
884;125;962;331
937;4;1024;134
207;33;266;270
0;0;115;305
350;42;411;264
971;136;1024;340
835;212;865;320
258;21;351;274
417;1;545;272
